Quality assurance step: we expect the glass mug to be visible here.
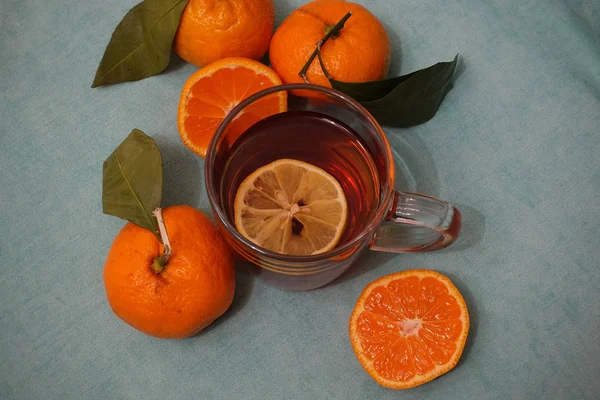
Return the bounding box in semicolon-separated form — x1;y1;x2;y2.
205;84;461;291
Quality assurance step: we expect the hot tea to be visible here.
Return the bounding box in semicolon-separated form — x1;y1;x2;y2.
220;110;380;250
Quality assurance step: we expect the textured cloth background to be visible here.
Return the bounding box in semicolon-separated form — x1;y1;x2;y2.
1;0;599;399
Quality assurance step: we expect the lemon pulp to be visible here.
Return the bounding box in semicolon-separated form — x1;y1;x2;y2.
234;159;348;256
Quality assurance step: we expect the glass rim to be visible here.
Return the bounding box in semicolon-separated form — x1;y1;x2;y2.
204;83;395;264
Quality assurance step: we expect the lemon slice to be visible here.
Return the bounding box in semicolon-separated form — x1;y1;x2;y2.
234;159;348;256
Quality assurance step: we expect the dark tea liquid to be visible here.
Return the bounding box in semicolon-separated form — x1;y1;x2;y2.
220;111;380;248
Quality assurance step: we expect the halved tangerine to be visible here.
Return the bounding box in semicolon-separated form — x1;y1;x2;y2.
177;57;286;157
349;269;469;389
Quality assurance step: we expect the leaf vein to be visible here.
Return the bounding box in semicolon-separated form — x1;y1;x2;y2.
115;148;157;233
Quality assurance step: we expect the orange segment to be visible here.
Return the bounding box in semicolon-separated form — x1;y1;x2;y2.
178;57;286;157
349;269;469;389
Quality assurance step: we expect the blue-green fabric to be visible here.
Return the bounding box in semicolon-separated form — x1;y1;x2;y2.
1;0;599;398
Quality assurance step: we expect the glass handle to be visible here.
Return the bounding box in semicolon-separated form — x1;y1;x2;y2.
371;191;461;252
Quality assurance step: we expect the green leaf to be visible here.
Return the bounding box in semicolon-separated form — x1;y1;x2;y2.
91;0;189;88
102;129;162;235
325;55;459;127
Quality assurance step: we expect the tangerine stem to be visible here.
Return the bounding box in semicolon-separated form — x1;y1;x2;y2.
151;208;171;274
298;11;352;83
316;45;333;80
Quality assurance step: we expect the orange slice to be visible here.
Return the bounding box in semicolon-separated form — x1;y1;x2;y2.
177;57;286;157
349;269;469;389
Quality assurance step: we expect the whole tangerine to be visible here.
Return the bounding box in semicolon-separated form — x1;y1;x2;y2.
103;205;235;338
174;0;275;68
269;0;391;87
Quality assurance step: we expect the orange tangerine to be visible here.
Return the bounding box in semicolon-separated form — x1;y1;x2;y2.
177;57;286;157
349;269;469;389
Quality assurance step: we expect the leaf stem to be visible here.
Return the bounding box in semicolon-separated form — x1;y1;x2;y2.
298;11;352;83
151;208;171;274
